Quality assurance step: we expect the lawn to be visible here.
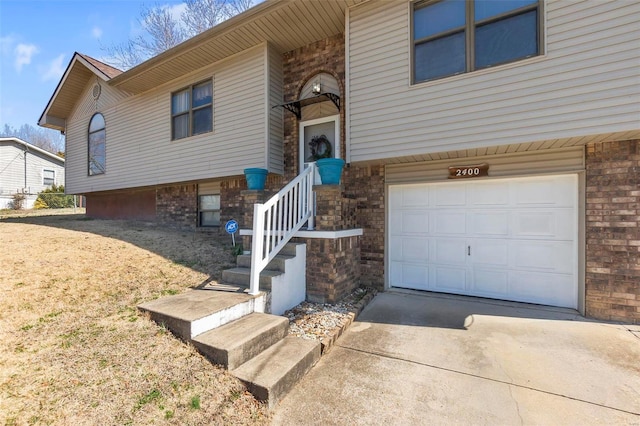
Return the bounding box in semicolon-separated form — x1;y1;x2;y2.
0;213;271;425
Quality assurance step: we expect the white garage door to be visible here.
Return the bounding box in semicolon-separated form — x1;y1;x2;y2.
389;174;578;309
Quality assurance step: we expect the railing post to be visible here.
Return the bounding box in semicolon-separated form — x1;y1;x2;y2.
307;164;315;231
249;203;263;295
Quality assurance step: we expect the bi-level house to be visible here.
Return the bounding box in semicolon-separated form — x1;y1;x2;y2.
40;0;639;324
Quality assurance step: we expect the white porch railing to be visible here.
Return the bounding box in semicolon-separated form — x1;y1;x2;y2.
249;164;315;295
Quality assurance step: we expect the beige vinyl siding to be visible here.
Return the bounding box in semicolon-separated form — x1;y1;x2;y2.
71;81;129;121
268;42;284;174
348;0;640;162
65;45;269;194
385;146;584;184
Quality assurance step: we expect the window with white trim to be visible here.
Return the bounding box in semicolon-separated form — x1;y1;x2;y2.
413;0;542;83
43;169;55;186
199;194;221;227
88;113;106;175
172;80;213;140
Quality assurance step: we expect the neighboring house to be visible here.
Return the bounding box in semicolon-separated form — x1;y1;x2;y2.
40;0;639;324
0;137;65;209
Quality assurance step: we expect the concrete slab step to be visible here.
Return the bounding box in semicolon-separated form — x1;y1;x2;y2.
201;282;248;293
222;267;282;289
137;290;265;340
232;336;321;408
236;253;294;272
192;312;289;370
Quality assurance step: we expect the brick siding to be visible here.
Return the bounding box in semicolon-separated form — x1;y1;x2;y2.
156;184;197;230
585;139;640;324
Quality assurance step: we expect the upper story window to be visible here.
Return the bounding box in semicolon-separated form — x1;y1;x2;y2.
88;113;106;175
172;80;213;140
43;169;55;186
413;0;542;83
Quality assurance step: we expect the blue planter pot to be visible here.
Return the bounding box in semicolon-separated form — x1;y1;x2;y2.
244;168;268;190
317;158;345;185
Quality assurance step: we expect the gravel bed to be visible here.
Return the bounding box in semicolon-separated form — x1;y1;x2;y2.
284;287;375;342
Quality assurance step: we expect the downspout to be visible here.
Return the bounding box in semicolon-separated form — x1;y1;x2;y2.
23;148;27;193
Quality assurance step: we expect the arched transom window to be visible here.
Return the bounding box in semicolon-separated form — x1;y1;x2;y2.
88;113;106;175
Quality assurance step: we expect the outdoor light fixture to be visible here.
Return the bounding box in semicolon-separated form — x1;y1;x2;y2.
312;81;321;95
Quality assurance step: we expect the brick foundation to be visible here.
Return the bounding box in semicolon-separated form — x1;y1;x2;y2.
156;184;197;230
585;139;640;324
86;188;156;220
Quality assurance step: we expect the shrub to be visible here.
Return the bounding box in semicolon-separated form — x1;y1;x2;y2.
10;193;26;210
35;184;75;209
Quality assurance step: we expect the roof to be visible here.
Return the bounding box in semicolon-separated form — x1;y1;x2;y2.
38;53;123;131
39;0;368;132
0;137;65;164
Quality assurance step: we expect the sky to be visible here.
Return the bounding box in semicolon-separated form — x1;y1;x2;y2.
0;0;189;131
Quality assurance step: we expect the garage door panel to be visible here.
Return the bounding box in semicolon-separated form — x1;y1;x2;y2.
435;239;467;264
391;262;429;290
513;241;574;274
390;237;429;263
470;181;510;206
509;271;576;309
399;211;430;234
434;267;467;292
514;209;575;240
514;177;575;207
472;269;509;295
472;240;509;266
434;211;466;234
392;185;430;207
472;211;509;236
434;185;466;206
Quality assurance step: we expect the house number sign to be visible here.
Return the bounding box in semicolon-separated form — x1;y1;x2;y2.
448;163;489;179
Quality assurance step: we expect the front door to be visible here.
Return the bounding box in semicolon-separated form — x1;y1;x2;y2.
299;115;340;183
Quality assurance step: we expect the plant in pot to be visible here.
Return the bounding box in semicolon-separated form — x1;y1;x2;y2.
308;135;345;185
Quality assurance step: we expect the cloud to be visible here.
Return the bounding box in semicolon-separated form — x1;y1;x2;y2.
41;54;66;82
92;26;103;39
163;3;187;21
0;35;16;55
14;43;38;72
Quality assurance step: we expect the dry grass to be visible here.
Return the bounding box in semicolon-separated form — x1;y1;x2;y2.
0;213;271;425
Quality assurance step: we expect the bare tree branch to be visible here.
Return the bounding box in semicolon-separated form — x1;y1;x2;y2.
102;0;255;70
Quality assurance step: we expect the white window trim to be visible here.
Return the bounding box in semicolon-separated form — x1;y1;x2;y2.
42;168;55;186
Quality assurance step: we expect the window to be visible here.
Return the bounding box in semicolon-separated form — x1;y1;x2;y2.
43;169;55;186
88;113;106;175
172;80;213;140
413;0;541;83
199;194;220;227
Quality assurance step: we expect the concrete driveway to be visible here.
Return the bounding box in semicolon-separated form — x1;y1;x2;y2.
273;291;640;425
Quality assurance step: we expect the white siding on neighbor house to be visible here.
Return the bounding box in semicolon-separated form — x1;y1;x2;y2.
347;0;640;162
65;45;271;195
268;42;284;174
0;141;65;196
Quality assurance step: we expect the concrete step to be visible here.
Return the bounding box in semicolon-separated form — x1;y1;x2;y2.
137;290;265;340
232;336;321;409
236;253;294;272
222;267;282;289
192;312;289;370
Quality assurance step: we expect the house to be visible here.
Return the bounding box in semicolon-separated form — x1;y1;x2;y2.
40;0;639;324
0;137;65;209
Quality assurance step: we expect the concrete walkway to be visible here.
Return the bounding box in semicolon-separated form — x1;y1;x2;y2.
273;291;640;425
